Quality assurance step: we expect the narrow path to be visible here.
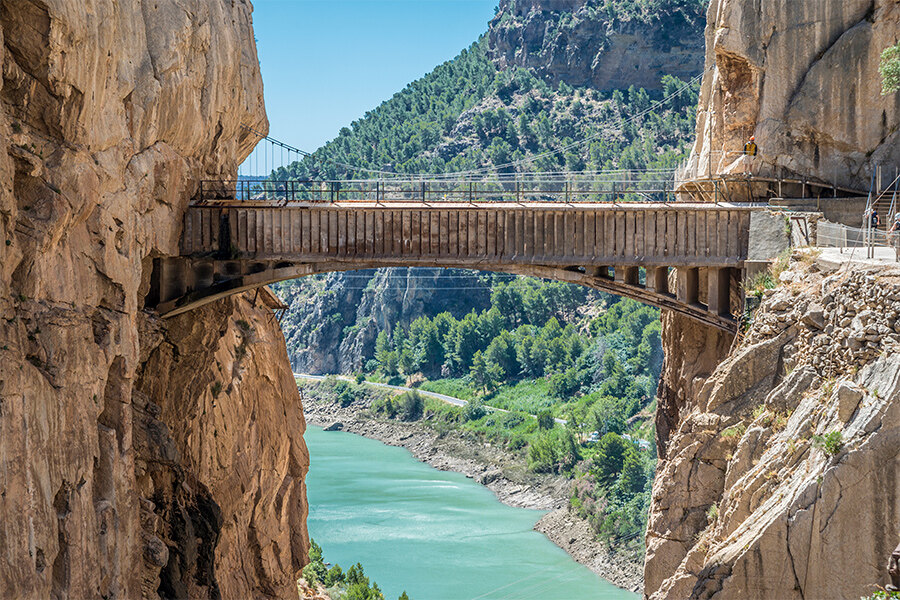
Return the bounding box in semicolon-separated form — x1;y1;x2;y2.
293;372;566;424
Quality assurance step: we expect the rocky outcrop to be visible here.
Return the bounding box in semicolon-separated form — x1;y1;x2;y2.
683;0;900;192
0;1;307;598
487;0;706;91
646;255;900;599
281;268;491;374
137;294;309;599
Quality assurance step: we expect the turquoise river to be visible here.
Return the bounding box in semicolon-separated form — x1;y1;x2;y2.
305;425;639;600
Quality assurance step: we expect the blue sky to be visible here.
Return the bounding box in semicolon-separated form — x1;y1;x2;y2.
252;0;497;153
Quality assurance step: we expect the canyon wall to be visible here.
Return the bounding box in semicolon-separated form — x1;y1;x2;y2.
487;0;706;91
647;256;900;599
683;0;900;192
0;1;307;597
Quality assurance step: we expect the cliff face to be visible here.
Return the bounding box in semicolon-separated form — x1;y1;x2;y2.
683;0;900;191
487;0;707;91
646;256;900;599
0;1;307;597
279;268;491;374
137;295;309;599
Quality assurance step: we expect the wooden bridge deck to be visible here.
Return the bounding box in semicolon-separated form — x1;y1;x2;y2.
149;202;760;331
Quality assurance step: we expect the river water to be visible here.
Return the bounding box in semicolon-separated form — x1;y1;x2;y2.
305;425;638;600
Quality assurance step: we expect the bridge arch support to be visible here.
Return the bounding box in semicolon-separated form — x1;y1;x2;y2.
148;202;756;332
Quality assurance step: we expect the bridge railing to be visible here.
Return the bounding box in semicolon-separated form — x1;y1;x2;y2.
197;176;696;205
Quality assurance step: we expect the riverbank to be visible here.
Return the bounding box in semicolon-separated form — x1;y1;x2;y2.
302;393;644;593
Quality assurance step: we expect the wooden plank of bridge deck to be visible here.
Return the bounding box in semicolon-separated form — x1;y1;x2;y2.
594;212;603;260
533;211;544;260
584;211;594;259
236;210;246;253
716;210;728;260
411;210;420;256
229;210;238;254
430;211;439;256
676;211;687;258
308;210;319;255
183;210;193;254
300;210;309;255
373;210;383;257
687;211;697;259
448;211;458;256
400;210;408;255
567;212;577;258
343;211;354;256
199;209;210;251
328;210;337;256
572;212;582;258
439;211;448;256
362;210;375;256
738;211;750;259
355;210;365;256
487;210;497;257
502;211;512;258
550;212;559;258
616;211;634;258
726;210;739;258
655;212;665;260
695;211;706;258
601;212;611;259
476;211;486;257
665;211;676;259
246;209;255;254
523;210;534;258
337;211;347;256
644;211;655;259
624;211;634;259
316;210;326;255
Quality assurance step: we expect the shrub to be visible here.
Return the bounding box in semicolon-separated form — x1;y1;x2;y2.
812;430;843;456
536;409;555;430
463;398;487;422
396;391;424;421
880;42;900;94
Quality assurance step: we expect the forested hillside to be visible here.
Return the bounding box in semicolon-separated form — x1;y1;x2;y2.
276;36;699;179
274;0;708;563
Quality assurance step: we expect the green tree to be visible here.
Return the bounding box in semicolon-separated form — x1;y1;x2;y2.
485;330;519;378
880;42;900;94
537;409;555;430
470;350;501;393
591;433;631;487
618;450;647;496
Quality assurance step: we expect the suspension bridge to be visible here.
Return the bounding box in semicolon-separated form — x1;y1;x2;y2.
145;122;898;333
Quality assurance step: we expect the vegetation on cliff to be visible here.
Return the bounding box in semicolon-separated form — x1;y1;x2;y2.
274;35;699;179
302;539;410;600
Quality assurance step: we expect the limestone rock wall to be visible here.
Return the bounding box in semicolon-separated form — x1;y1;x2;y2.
646;256;900;599
487;0;706;91
683;0;900;193
0;1;308;597
137;294;309;599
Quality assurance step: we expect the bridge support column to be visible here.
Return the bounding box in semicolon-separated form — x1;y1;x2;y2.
615;266;639;286
707;267;732;316
647;267;669;295
147;257;188;306
590;266;612;279
676;267;699;306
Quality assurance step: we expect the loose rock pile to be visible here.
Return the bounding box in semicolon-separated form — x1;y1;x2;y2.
746;259;900;377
